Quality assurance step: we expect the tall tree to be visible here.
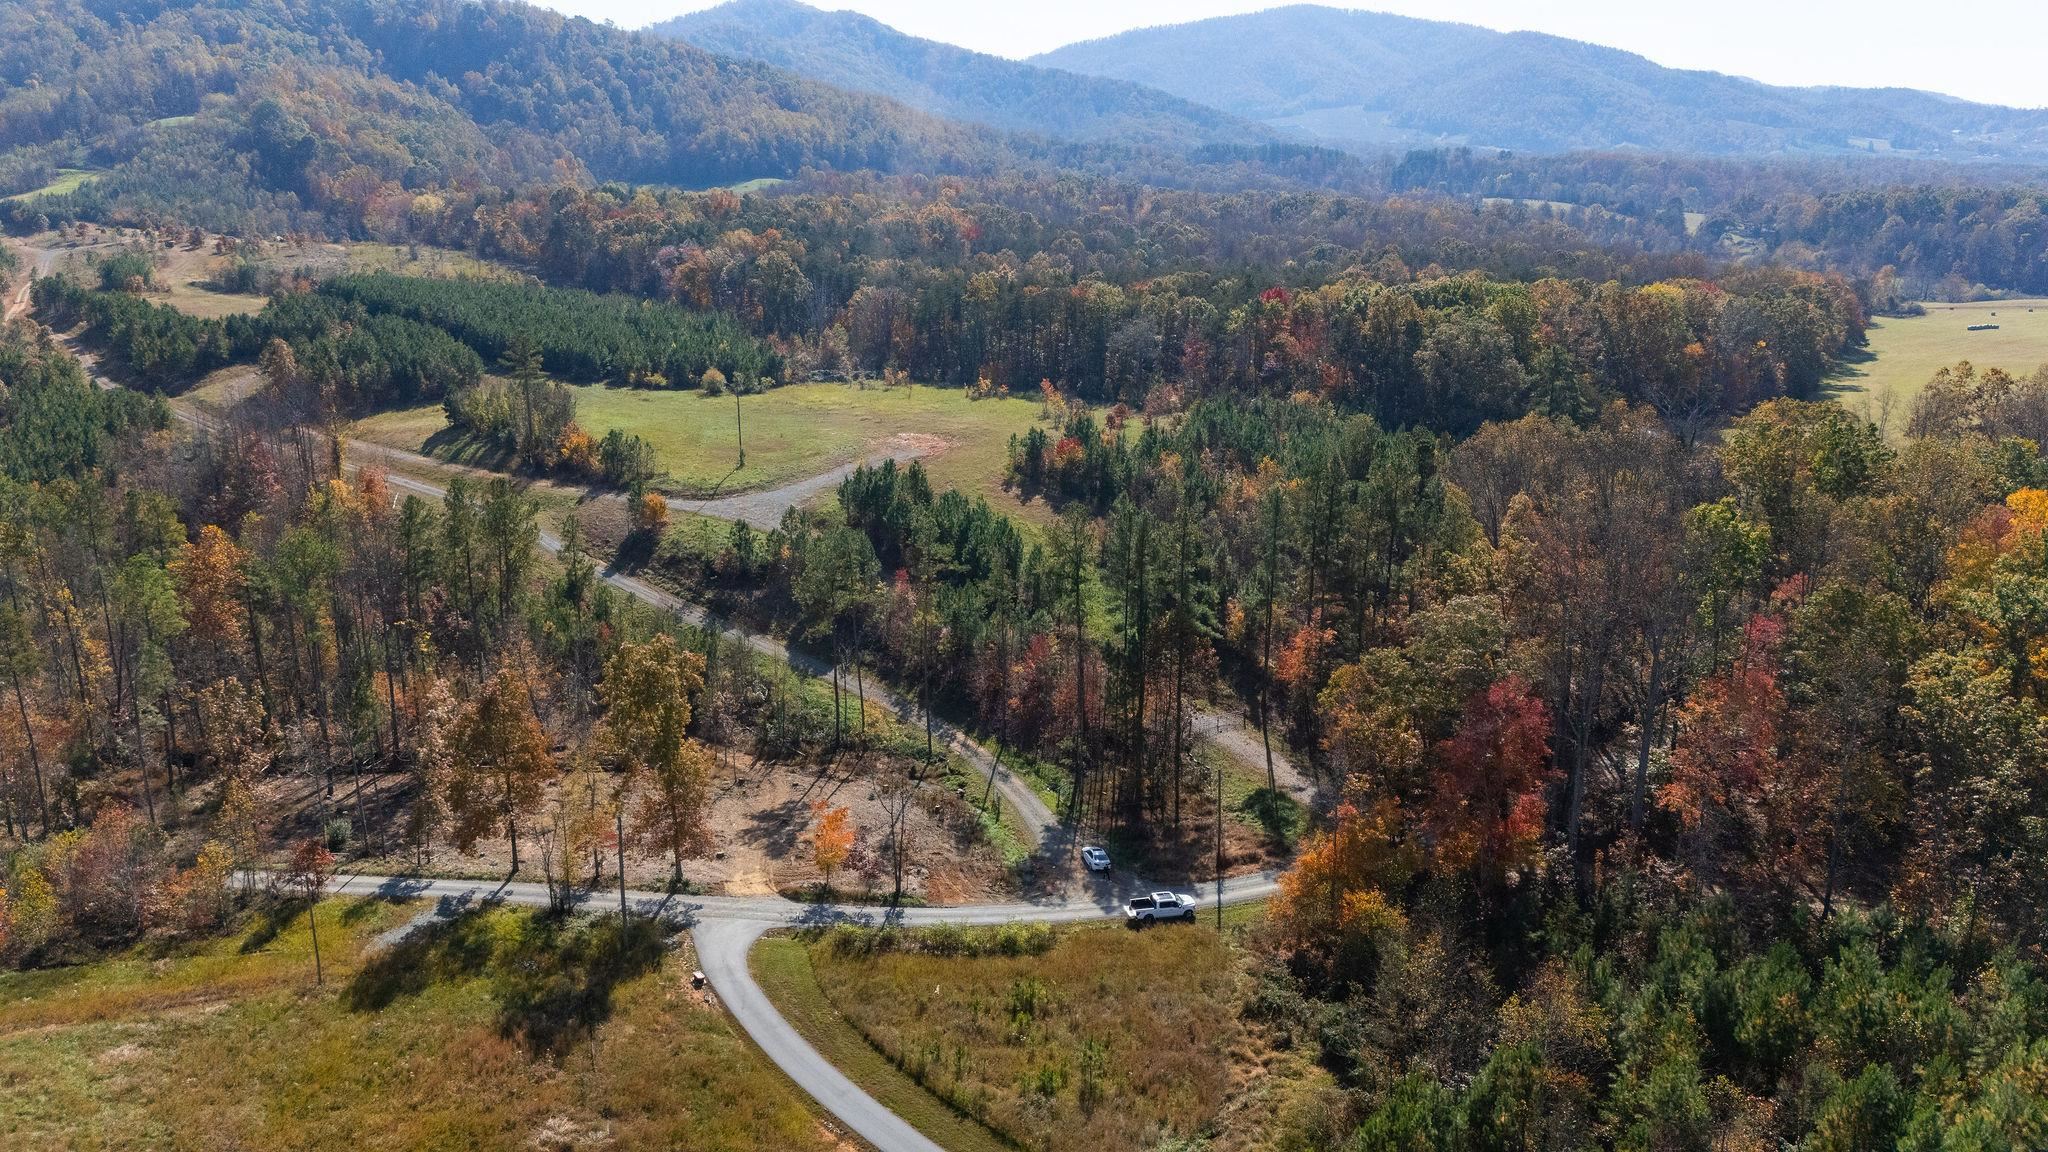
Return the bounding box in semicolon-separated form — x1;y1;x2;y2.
446;665;554;873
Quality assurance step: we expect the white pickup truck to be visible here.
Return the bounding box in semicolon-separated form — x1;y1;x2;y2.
1124;891;1198;923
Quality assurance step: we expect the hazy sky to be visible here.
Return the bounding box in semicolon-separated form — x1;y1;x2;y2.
535;0;2048;109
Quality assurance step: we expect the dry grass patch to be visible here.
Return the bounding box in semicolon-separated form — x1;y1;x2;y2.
0;900;843;1151
799;920;1242;1151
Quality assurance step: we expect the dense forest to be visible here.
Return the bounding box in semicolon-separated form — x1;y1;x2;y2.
640;368;2048;1147
258;178;1859;429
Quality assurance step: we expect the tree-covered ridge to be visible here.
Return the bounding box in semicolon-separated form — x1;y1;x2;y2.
322;273;779;388
1034;4;2048;162
0;0;1036;237
652;0;1274;151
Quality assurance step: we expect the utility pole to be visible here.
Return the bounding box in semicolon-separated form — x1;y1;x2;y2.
1215;755;1225;928
735;388;745;469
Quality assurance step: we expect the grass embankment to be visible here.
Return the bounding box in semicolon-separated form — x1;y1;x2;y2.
753;935;1017;1152
0;900;843;1151
355;380;1046;506
762;920;1246;1152
1833;298;2048;427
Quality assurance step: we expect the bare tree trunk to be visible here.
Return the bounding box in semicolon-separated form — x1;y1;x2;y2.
1630;639;1665;832
11;670;49;835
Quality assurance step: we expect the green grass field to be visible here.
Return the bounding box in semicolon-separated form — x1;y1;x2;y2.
1832;299;2048;429
769;920;1244;1152
0;901;842;1151
753;936;1014;1152
355;380;1046;505
3;169;95;202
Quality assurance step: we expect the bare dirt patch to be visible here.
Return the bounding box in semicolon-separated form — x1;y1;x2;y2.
246;747;1014;903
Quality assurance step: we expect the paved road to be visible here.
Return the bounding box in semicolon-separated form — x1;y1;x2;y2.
298;865;1281;1152
688;434;942;530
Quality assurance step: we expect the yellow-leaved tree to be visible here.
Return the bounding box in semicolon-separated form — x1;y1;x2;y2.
446;665;555;874
600;634;710;894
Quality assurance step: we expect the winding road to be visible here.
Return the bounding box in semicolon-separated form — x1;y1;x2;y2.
19;249;1306;1151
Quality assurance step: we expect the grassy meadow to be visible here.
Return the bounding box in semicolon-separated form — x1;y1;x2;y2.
762;920;1249;1152
1833;298;2048;429
354;379;1047;505
0;900;843;1151
3;168;95;202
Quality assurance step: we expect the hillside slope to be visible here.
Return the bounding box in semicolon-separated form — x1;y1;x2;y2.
1034;4;2048;161
0;0;1028;233
649;0;1272;150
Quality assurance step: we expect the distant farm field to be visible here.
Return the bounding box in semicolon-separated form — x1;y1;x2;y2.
354;380;1047;506
1832;299;2048;427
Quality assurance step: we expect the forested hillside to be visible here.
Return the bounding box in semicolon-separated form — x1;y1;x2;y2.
652;0;1273;151
1036;4;2048;162
0;0;1024;234
0;0;1423;241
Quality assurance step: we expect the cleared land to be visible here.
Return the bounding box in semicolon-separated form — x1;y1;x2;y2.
0;901;846;1152
353;380;1046;506
3;168;95;202
761;918;1299;1152
19;232;523;321
1832;299;2048;427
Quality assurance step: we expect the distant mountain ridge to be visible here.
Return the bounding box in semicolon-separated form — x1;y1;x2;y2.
649;0;1274;151
1030;4;2048;162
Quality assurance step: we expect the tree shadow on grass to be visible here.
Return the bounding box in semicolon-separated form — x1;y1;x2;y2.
338;893;392;926
342;903;667;1061
488;912;667;1059
237;897;306;955
342;900;502;1011
1240;787;1306;852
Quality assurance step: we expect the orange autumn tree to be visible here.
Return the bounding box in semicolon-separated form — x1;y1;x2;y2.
170;523;246;651
1272;792;1418;987
811;802;855;892
446;665;555;873
1660;614;1823;907
1425;675;1553;896
634;491;669;535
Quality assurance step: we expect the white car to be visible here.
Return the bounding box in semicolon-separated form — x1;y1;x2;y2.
1124;891;1197;923
1081;846;1112;872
